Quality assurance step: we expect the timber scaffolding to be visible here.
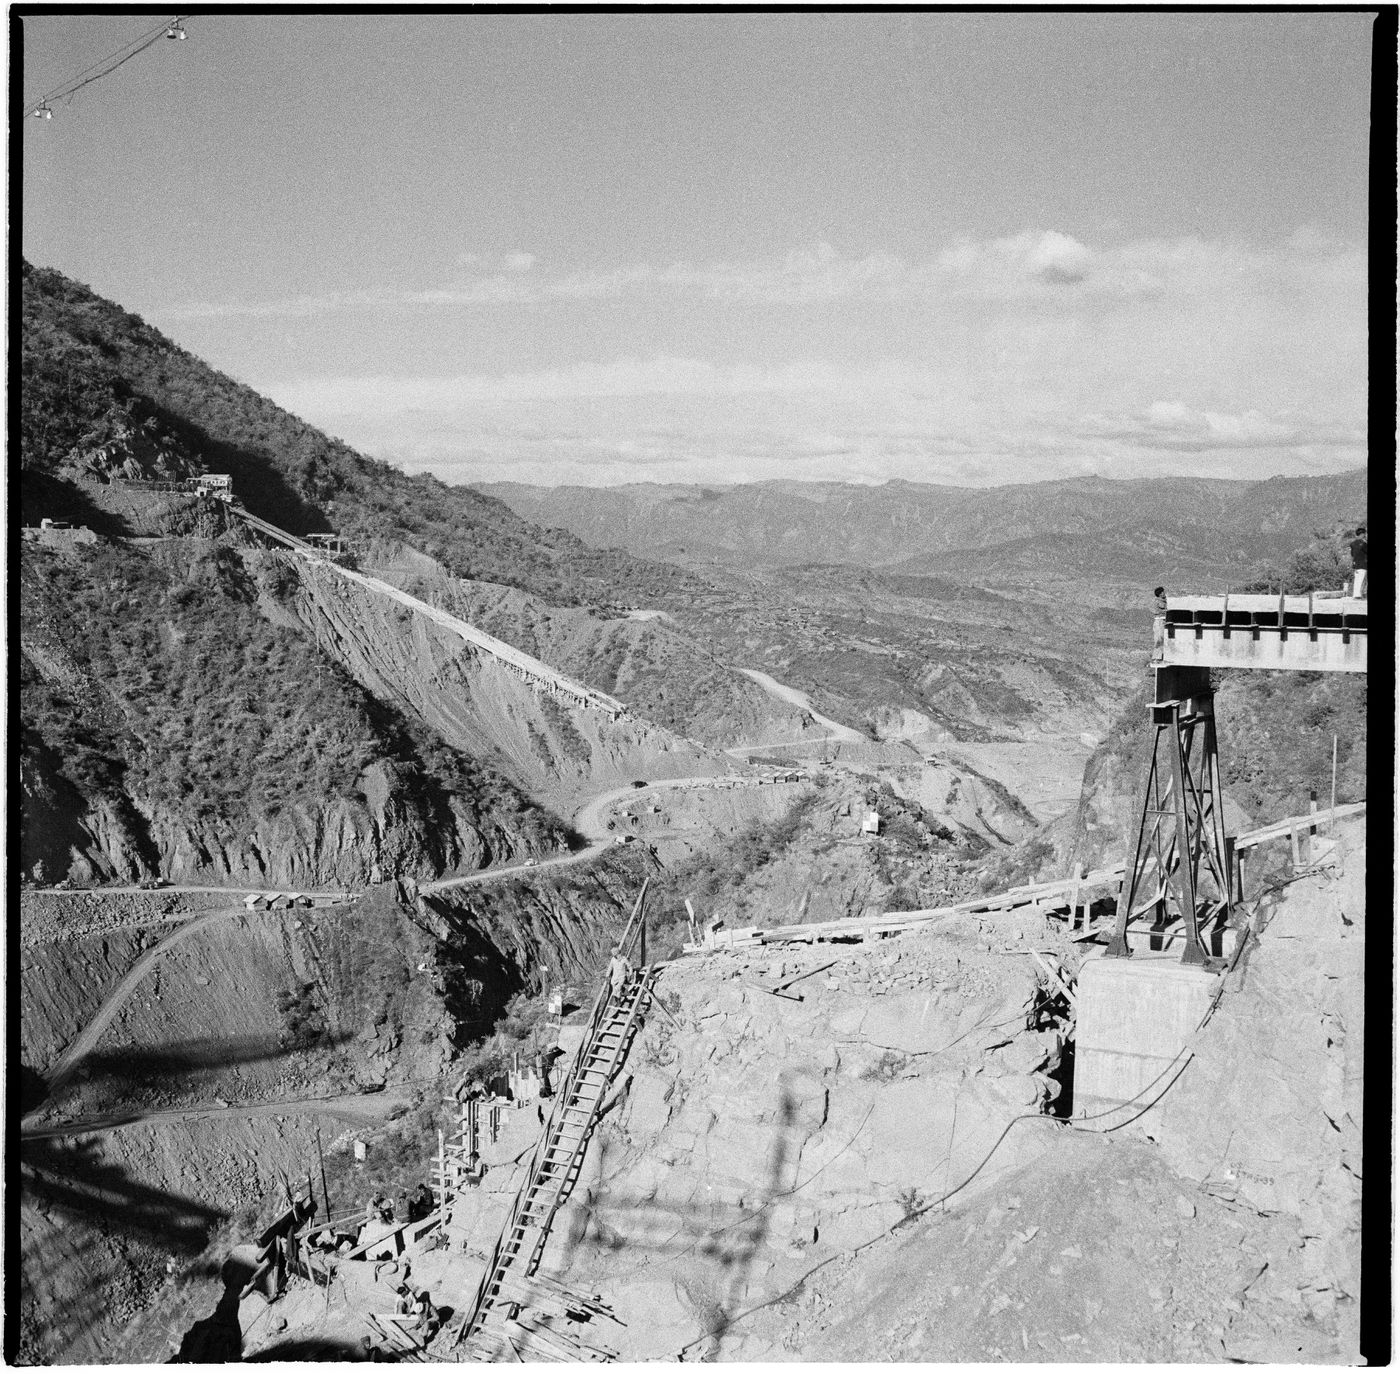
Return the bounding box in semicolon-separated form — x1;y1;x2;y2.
229;507;626;718
687;801;1366;954
454;884;656;1361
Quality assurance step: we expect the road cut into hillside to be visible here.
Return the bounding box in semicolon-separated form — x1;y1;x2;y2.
734;667;868;744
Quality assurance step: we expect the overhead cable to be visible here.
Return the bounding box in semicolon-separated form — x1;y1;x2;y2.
23;16;187;120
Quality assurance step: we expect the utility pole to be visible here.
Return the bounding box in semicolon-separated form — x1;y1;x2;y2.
1330;734;1338;826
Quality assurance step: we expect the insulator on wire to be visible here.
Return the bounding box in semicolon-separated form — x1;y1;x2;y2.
167;19;186;40
35;102;53;119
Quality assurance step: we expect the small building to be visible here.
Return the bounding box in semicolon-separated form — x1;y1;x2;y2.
243;893;269;910
861;810;882;835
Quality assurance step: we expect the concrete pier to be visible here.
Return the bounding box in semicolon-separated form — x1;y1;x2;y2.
1074;948;1217;1131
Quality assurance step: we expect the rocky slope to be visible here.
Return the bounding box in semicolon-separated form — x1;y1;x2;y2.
19;538;568;888
280;544;785;810
538;905;1066;1358
17;854;651;1364
530;820;1366;1362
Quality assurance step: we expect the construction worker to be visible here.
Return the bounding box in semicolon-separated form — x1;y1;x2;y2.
411;1290;439;1342
608;946;631;998
1151;586;1167;661
408;1182;434;1221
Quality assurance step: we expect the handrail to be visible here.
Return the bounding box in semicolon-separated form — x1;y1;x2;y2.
456;882;653;1345
456;970;650;1344
516;965;656;1277
739;802;1366;950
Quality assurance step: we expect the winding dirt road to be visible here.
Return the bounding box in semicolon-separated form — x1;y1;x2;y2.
729;668;866;750
425;774;782;893
37;906;256;1103
20;1088;415;1141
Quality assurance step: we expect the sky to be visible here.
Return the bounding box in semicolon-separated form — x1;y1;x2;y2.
20;11;1376;488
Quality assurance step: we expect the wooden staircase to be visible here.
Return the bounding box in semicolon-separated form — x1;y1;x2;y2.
455;885;654;1358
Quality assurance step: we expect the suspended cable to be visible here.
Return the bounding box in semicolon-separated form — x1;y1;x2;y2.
30;17;168;98
23;16;187;120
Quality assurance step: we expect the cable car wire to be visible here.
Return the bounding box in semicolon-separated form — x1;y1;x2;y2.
23;16;187;120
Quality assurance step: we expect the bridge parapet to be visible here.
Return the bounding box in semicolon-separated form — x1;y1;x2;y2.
1161;592;1366;673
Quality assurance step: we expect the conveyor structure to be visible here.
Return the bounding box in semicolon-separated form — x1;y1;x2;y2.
1110;586;1368;965
228;506;626;717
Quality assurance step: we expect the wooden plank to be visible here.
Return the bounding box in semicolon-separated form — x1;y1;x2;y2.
1027;949;1077;1010
338;1215;416;1262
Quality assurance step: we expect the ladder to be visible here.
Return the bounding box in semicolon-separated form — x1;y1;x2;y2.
456;884;654;1353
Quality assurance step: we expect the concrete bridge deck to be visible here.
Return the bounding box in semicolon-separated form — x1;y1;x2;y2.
1161;592;1367;673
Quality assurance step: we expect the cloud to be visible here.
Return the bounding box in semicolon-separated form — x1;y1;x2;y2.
163;226;1364;489
270;357;940;413
158;230;1363;324
1078;402;1364;453
456;249;537;272
265;355;1366;492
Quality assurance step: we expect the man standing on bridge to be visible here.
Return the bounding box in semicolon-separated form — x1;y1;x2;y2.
1348;525;1367;598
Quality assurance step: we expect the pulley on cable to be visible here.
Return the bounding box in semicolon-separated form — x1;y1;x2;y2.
34;101;53;119
166;18;187;40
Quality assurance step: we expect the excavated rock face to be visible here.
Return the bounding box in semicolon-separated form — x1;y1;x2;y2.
424;849;655;1037
278;550;737;816
651;828;1363;1365
536;922;1062;1358
1151;819;1365;1357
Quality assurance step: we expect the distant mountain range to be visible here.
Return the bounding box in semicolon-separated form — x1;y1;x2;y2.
479;471;1368;587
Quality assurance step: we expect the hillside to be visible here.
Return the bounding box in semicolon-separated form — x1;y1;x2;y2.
19;538;567;888
20;260;716;611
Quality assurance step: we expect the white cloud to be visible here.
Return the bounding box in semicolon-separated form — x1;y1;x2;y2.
167;227;1364;488
1078;402;1364;453
266;357;1366;490
159;231;1364;326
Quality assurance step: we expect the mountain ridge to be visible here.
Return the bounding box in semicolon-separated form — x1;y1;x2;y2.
478;470;1368;579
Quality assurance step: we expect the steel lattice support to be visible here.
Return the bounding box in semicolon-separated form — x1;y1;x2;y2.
1105;666;1238;965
